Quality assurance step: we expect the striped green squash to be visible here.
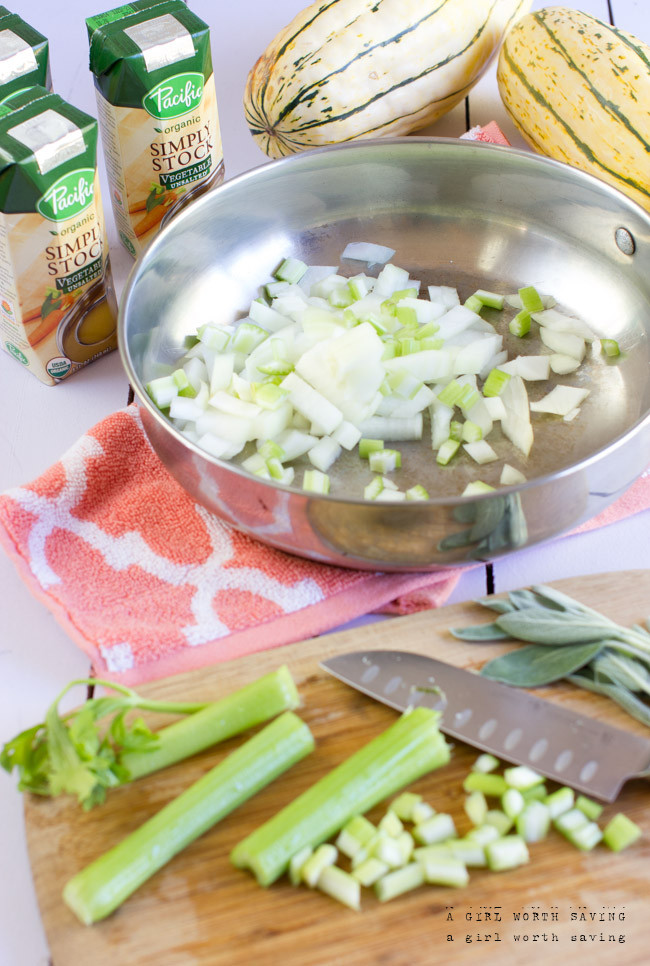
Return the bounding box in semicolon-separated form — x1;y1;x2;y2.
244;0;531;158
497;7;650;212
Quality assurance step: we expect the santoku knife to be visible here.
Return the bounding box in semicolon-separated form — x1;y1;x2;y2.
320;650;650;802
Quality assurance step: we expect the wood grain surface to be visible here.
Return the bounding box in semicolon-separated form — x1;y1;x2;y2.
24;572;650;966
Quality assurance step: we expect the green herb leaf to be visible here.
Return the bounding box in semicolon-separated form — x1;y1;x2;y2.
480;641;604;687
473;597;516;615
450;622;510;642
592;651;650;695
495;610;607;645
145;185;167;212
568;671;650;728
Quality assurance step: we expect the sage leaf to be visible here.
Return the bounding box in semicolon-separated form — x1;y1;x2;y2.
508;590;549;611
568;672;650;728
450;622;510;642
473;597;515;614
592;651;650;695
495;609;607;645
480;641;604;687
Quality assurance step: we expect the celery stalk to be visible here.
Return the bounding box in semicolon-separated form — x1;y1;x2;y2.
231;708;450;886
122;666;300;781
63;712;314;924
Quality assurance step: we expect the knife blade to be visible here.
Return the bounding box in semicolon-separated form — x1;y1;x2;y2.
320;650;650;802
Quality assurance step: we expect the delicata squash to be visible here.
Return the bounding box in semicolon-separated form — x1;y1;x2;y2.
244;0;531;158
497;7;650;212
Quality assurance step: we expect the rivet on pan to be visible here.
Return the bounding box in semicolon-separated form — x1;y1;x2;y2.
615;227;636;255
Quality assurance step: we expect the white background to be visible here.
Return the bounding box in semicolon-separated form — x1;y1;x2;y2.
2;1;649;963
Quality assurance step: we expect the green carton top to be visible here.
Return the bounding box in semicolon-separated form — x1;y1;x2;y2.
86;0;185;38
0;91;98;217
87;0;212;108
0;11;51;102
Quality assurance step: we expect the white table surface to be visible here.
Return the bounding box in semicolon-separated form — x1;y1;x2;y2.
1;1;648;963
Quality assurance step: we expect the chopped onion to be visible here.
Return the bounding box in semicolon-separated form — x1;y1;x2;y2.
341;241;395;265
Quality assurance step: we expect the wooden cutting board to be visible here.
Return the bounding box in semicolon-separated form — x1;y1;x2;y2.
24;572;650;966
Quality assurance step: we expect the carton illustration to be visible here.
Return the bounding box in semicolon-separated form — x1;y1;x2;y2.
0;88;117;385
87;0;224;257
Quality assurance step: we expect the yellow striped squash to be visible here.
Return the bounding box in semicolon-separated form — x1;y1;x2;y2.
497;7;650;212
245;0;531;158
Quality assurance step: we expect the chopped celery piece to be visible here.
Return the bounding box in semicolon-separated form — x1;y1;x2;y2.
503;765;544;791
500;463;527;486
411;801;435;825
544;786;574;819
502;788;525;820
466;823;501;846
601;338;620;357
464;294;483;314
415;321;440;340
368;448;401;474
602;813;642;852
301;843;338;887
437;380;464;408
464;791;488;827
461;420;483;444
554;808;589;836
566;821;603;851
303;469;330;494
146;374;177;409
352;856;390;887
198;323;231;351
387;287;418;304
405;484;429;501
447;838;487;868
484;809;514;835
64;712;314;924
364;476;384;500
449;420;463;442
329;286;354;308
389;791;423;822
472;753;500;773
515;801;551;843
397;337;421;355
266;457;285;481
121;667;300;782
462;481;495;496
276;257;307;284
378;811;404;837
575;795;604;821
474;289;505;310
518;285;544;313
421;855;469;888
413;813;456;846
436;438;460;466
230;708;450;886
337;815;377;857
258;439;285;461
317;865;361;911
231;322;267;354
482;368;511;397
521;784;548;803
257;360;294;377
375;862;424;902
374;830;414;867
289;845;312;885
463;772;508;797
359;438;384;459
420;336;444;350
509;310;531;337
395;305;418;327
485;834;530;871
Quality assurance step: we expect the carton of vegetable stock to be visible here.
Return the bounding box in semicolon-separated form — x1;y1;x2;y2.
87;0;225;257
0;7;51;104
0;89;117;385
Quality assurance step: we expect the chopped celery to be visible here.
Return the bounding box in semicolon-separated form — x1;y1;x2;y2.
461;420;483;444
509;310;531;337
484;809;514;836
420;855;469;888
482;368;511;397
474;289;505;310
289;846;312;885
515;801;551;843
463;772;508;797
602;813;642;852
518;285;544;313
231;322;268;354
64;712;314;923
396;305;418;327
230;708;450;886
374;830;414;867
436;380;465;408
544;786;574;819
575;794;604;821
464;295;483;314
364;476;384;500
379;811;404;837
303;469;330;494
276;257;308;284
368;448;401;474
503;765;544;791
352;856;390;887
336;815;376;858
436;438;460;466
447;838;487;868
601;338;620;357
317;865;361;910
502;788;525;820
413;813;456;845
464;790;488;826
375;862;424;902
359;438;384;459
389;791;423;822
466;824;501;847
462;481;495;497
405;484;429;501
485;834;530;871
472;753;500;773
411;801;435;825
449;420;463;442
301;843;338;887
565;821;603;851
